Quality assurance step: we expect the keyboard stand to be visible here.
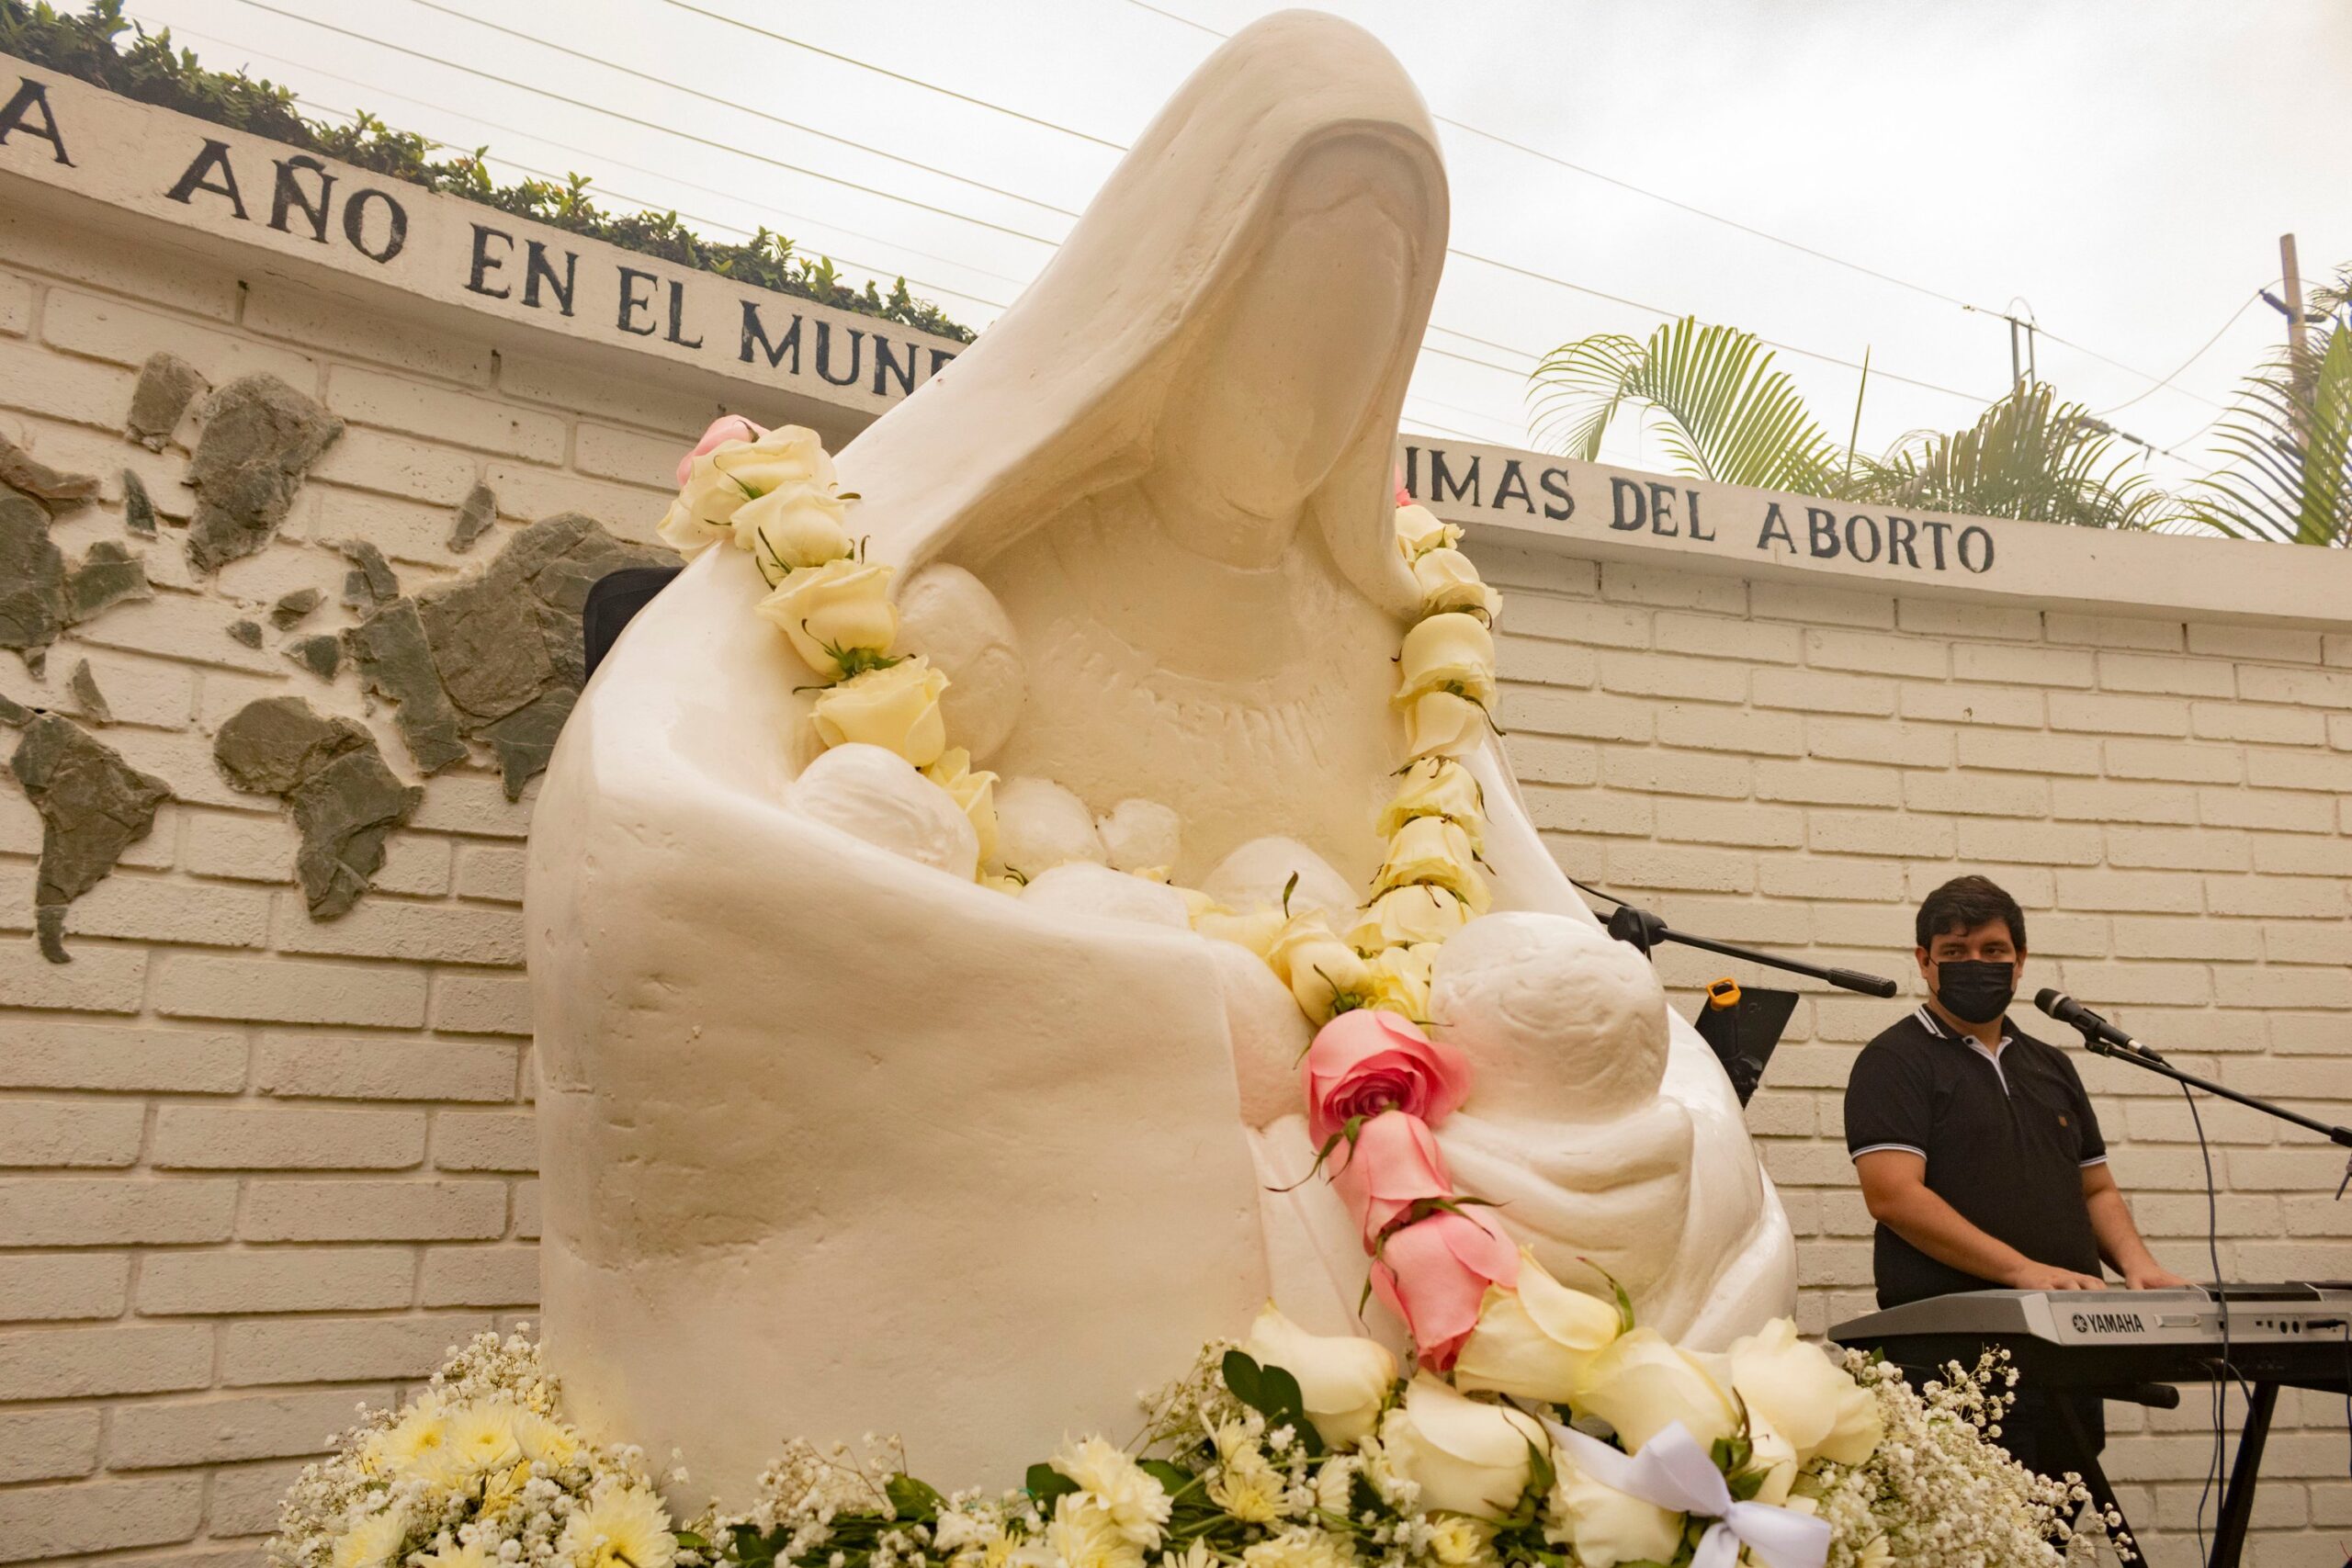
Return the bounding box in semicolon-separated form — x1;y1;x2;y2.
2207;1380;2279;1568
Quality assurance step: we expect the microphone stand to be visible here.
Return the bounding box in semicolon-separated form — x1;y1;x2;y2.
1601;902;1900;998
2064;1030;2352;1198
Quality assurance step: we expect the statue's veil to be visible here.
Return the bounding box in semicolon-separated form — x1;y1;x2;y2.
842;10;1444;621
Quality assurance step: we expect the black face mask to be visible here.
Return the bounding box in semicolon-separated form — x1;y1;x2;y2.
1934;959;2016;1025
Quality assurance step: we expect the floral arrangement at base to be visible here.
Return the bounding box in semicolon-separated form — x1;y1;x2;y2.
269;1329;678;1568
273;1303;2117;1568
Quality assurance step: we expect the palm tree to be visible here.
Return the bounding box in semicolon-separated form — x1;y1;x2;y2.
1860;383;2176;530
2188;265;2351;546
1529;316;2169;528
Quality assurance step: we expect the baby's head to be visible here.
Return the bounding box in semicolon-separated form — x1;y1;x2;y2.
1430;912;1669;1120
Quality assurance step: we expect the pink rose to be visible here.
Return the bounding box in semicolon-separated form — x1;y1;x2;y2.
676;414;765;485
1331;1110;1453;1247
1372;1207;1520;1371
1301;1009;1473;1146
1394;462;1412;508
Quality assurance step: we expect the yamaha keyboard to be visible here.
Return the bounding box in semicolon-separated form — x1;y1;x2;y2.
1833;1283;2352;1568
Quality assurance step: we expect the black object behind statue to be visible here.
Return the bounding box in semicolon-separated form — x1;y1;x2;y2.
583;566;684;679
1690;980;1799;1107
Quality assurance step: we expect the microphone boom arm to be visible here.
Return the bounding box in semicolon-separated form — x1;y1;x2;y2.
2075;1032;2352;1151
1605;904;1899;998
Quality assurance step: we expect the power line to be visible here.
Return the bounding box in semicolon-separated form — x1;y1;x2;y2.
2093;288;2270;417
657;0;1129;152
227;0;1067;248
1123;0;2233;410
148;17;1034;303
403;0;1083;222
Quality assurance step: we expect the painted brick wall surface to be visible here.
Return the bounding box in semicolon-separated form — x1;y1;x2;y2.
0;211;2346;1568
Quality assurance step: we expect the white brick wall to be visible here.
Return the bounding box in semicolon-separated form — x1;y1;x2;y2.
0;190;2346;1568
1466;537;2352;1567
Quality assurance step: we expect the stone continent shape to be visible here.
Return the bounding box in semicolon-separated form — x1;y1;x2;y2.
10;715;170;962
184;373;343;573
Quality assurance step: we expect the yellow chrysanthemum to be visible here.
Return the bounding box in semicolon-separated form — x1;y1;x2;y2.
331;1506;411;1568
361;1395;449;1478
437;1399;525;1481
419;1544;497;1568
558;1482;677;1568
513;1408;582;1466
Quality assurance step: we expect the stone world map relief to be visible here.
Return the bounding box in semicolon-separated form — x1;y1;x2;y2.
2;350;672;960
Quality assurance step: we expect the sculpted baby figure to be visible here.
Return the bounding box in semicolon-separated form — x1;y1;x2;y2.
526;10;1793;1505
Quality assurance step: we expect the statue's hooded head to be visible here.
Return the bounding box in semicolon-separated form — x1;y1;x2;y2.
842;10;1449;618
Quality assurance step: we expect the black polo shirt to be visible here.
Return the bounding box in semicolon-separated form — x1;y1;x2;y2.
1845;1005;2108;1308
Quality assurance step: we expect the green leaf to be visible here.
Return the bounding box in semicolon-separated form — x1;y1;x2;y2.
1139;1459;1196;1499
886;1474;944;1522
673;1530;710;1551
1025;1462;1079;1508
1221;1349;1263;1410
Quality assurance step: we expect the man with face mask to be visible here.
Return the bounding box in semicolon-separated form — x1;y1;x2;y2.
1844;874;2187;1483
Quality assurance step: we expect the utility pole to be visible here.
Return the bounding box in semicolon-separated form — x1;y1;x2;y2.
2280;232;2312;447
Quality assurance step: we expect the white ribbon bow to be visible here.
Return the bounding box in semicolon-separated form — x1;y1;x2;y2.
1545;1419;1831;1568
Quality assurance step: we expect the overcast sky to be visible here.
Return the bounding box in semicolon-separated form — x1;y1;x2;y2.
123;0;2352;482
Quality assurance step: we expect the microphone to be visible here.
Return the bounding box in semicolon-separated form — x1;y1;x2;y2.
2034;988;2166;1063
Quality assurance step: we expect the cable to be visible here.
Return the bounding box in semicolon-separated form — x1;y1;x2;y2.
148;18;1030;307
225;0;1066;248
2093;288;2271;418
657;0;1129;152
649;0;2003;407
403;0;1082;221
1124;0;2242;409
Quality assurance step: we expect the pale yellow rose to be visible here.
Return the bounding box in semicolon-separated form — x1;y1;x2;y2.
1378;1374;1546;1519
733;481;854;583
1744;1407;1799;1506
1171;886;1223;922
924;748;1001;868
1545;1462;1682;1568
981;873;1026;896
1197;905;1286;959
1242;1302;1398;1449
1410;547;1501;624
1347;886;1472;951
1374;816;1490;913
1404;690;1490;760
663;425;838;556
709;423;837;496
1397;612;1498;707
756;558;898;679
1394;502;1464;559
1367;943;1436;1020
810;657;949;767
1571;1326;1739;1453
1728;1316;1883;1466
1454;1250;1625;1405
1267;914;1376;1023
1379;757;1487;850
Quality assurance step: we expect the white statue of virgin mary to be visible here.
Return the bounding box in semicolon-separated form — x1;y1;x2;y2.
527;10;1793;1506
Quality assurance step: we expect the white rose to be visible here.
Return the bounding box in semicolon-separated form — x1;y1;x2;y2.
1379;757;1486;849
1397;612;1498;707
1571;1327;1738;1454
1453;1249;1624;1405
1367;943;1437;1020
1410;547;1501;624
1267;914;1376;1022
1404;690;1488;760
1196;904;1287;960
1744;1407;1798;1506
1545;1461;1683;1568
1347;886;1472;951
1727;1317;1883;1466
756;558;898;678
1374;817;1490;913
809;657;949;767
1242;1303;1398;1450
734;482;854;583
924;748;1001;868
1395;502;1463;559
662;425;839;555
1378;1374;1547;1519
